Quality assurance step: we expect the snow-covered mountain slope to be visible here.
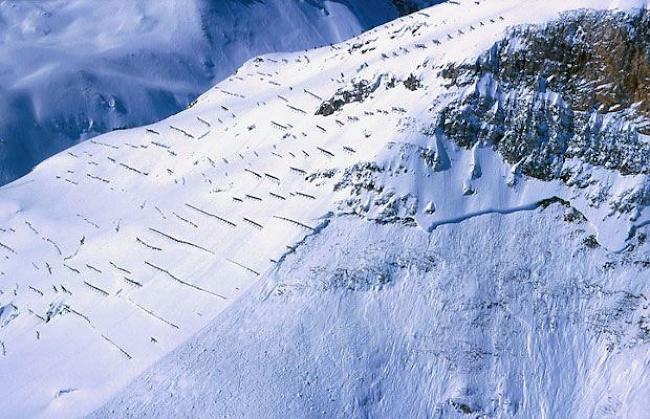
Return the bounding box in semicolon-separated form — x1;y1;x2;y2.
0;0;648;417
0;0;441;186
92;209;650;418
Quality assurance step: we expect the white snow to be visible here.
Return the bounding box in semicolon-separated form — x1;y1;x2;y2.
92;209;650;418
0;0;425;185
0;0;647;418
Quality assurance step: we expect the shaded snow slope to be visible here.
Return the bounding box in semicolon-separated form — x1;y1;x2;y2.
92;210;650;419
0;0;441;185
0;0;647;417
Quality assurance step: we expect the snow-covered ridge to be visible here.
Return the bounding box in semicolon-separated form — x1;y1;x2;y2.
0;0;442;186
0;0;648;417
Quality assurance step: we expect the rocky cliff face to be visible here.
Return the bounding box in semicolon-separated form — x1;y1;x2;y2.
437;9;649;219
441;10;649;174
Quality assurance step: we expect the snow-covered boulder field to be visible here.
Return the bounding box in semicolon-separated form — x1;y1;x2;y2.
0;0;648;417
0;0;440;185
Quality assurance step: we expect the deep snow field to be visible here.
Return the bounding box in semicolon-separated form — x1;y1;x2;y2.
0;0;648;418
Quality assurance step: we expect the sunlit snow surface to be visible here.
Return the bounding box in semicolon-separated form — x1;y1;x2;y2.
0;0;417;185
0;0;648;417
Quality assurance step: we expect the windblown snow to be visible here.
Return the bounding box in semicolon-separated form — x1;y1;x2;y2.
0;0;648;418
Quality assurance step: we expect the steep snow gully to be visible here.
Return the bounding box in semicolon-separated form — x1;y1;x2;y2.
0;0;648;418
